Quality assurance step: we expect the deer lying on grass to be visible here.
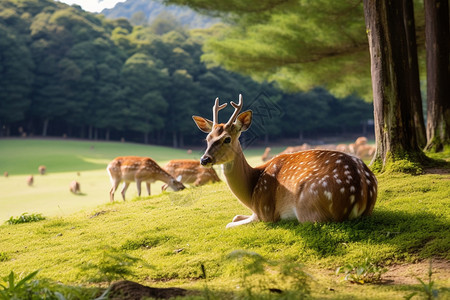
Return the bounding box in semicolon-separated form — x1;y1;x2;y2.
162;159;221;191
107;156;185;202
193;95;378;228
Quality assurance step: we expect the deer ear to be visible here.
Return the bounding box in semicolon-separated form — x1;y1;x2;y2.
192;116;213;133
235;110;252;132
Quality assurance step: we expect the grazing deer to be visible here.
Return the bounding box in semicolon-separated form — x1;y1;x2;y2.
38;165;46;175
4;171;8;177
356;144;376;160
193;95;378;228
261;147;273;162
161;159;221;191
107;156;185;202
69;180;81;194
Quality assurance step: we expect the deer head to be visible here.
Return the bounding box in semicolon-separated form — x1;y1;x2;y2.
193;95;252;167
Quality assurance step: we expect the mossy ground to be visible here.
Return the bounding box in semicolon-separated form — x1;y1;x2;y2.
0;139;448;299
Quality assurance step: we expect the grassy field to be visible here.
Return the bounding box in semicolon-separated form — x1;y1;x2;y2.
0;138;449;299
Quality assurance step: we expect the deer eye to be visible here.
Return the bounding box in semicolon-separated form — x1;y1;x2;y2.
224;137;231;144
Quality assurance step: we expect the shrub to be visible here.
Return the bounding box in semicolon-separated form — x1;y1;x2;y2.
336;257;387;284
6;213;45;225
0;253;8;263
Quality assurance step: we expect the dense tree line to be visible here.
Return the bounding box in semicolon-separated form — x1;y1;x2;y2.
0;0;373;147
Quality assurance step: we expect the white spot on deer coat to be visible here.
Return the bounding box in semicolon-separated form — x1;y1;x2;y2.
324;191;332;201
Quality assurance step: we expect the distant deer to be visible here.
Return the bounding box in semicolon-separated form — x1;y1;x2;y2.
69;180;81;194
261;147;273;162
27;175;34;186
38;165;46;175
4;171;8;177
279;143;311;155
162;159;221;191
107;156;185;202
193;95;378;228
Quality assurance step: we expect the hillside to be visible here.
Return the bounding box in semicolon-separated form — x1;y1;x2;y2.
101;0;219;28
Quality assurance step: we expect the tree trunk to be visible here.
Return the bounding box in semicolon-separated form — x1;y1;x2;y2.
424;0;450;152
144;132;149;144
298;130;303;142
363;0;425;170
403;0;427;149
42;118;49;137
105;129;110;141
179;133;184;148
172;131;178;148
88;125;93;140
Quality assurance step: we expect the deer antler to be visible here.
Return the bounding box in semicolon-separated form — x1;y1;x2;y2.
213;97;227;125
226;94;243;126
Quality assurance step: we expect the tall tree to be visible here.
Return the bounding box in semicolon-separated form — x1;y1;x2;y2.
403;0;427;149
424;0;450;152
363;0;426;169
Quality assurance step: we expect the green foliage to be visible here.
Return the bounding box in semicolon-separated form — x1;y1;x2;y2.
0;253;8;263
6;213;45;225
0;270;99;300
226;250;311;299
336;257;387;284
0;270;40;299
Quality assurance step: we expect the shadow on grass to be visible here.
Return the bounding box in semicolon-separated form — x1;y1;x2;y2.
264;208;449;260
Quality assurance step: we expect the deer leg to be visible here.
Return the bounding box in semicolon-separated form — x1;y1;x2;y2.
121;182;130;201
146;182;151;196
232;215;251;222
226;213;258;228
110;180;120;202
136;179;142;197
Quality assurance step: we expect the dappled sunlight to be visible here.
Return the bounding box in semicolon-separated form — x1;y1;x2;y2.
77;155;111;166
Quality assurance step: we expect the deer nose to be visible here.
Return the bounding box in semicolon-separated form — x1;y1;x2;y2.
200;156;212;166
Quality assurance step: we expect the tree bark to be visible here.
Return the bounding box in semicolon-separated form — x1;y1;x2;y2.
42;118;49;137
403;0;427;149
363;0;424;170
424;0;450;152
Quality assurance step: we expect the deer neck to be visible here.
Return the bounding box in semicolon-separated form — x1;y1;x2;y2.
222;144;261;208
155;170;175;186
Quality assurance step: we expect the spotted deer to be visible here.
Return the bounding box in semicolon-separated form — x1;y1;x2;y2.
193;95;378;228
107;156;185;202
161;159;221;191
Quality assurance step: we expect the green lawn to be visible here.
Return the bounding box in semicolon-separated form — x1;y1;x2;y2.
0;139;449;299
0;138;203;222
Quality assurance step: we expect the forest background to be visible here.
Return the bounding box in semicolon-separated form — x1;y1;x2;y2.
0;0;375;148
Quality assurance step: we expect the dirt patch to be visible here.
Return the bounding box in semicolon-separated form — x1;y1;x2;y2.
382;259;450;285
424;167;450;176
